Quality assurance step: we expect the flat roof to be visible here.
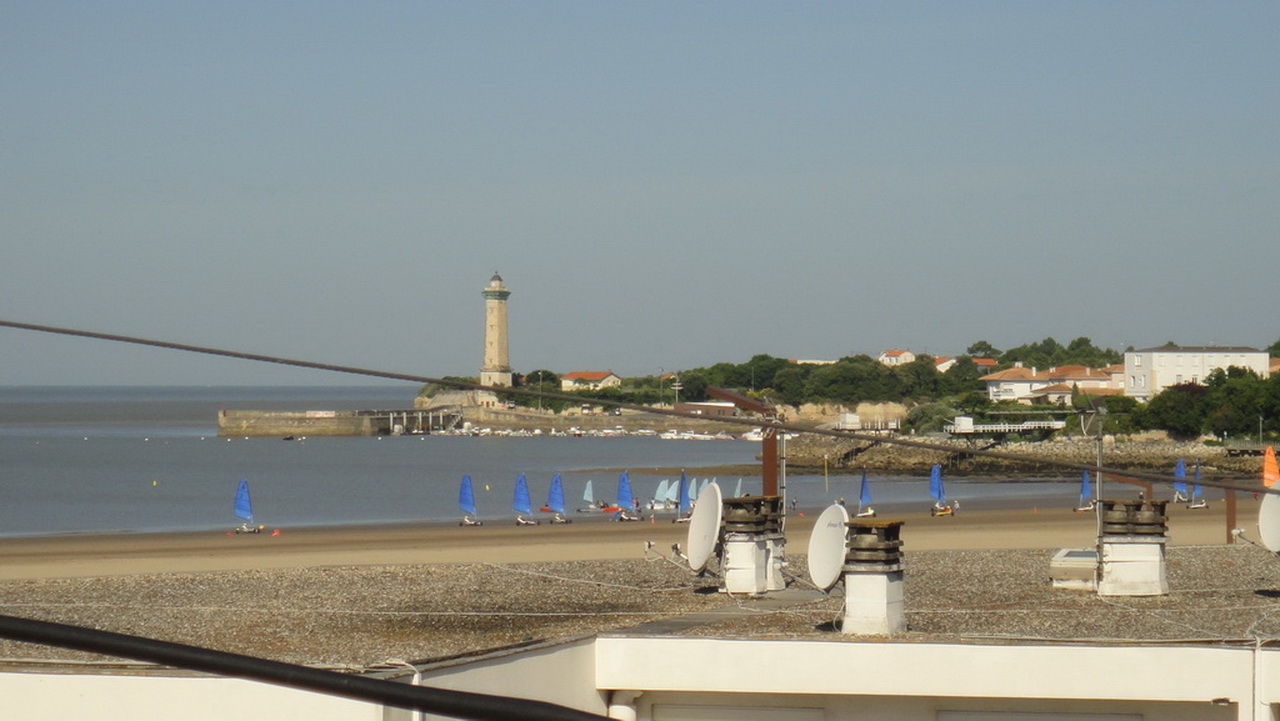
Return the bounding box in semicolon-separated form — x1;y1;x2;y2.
3;544;1279;672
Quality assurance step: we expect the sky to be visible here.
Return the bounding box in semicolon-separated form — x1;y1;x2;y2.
2;2;1277;385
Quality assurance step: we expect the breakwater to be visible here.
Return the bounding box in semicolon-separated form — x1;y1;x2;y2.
785;434;1265;478
217;409;460;436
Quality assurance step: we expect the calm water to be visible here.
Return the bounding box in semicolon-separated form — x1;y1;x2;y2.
0;386;1082;537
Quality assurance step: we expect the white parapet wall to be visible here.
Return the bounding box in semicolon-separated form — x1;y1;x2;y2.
597;638;1267;721
0;671;380;721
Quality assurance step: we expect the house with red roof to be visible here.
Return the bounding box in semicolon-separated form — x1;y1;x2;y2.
877;349;916;366
980;364;1117;405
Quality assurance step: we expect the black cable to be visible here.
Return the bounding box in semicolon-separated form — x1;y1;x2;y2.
0;614;608;721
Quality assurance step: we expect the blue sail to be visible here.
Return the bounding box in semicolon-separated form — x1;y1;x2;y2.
859;470;872;507
1192;462;1203;500
234;479;253;523
929;464;944;502
458;474;477;517
678;470;692;514
548;473;566;515
617;471;634;510
1173;459;1188;495
1080;470;1092;503
513;473;533;515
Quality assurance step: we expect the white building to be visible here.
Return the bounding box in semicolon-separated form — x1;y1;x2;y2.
980;365;1116;405
561;371;623;392
877;349;916;366
1124;345;1270;401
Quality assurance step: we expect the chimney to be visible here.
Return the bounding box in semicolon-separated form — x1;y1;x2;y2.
721;495;782;595
842;520;907;634
1096;499;1169;596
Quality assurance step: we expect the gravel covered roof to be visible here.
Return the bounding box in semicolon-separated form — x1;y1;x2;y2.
3;544;1280;672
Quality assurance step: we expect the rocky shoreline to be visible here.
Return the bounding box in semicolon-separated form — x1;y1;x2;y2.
784;434;1265;479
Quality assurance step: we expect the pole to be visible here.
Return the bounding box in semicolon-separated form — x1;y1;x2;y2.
1227;490;1238;544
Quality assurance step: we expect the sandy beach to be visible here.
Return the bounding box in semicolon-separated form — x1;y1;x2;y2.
0;496;1255;581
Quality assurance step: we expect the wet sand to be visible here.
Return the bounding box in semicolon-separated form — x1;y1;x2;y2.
0;497;1254;581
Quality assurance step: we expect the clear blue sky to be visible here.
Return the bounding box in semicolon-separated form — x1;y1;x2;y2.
2;2;1276;385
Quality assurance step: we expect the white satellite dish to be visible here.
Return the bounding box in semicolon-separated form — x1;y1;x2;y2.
807;503;850;591
686;481;723;573
1258;493;1280;553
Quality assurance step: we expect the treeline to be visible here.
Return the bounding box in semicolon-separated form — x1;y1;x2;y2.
505;336;1121;412
428;336;1278;441
1132;367;1280;440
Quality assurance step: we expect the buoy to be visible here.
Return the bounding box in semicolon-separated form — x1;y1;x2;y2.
152;480;157;486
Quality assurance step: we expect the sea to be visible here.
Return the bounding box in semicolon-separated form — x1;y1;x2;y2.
0;386;1083;538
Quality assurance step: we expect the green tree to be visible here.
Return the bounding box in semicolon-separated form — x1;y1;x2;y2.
966;340;1000;359
771;364;811;406
941;357;985;395
1136;383;1209;439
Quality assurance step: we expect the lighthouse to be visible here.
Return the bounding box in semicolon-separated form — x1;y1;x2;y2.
480;273;514;388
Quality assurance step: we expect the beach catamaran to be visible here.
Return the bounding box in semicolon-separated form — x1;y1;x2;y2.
458;474;482;526
929;464;955;517
1074;470;1096;513
1172;459;1190;503
233;479;262;534
855;470;876;518
540;473;571;524
513;473;540;526
673;469;693;523
1188;462;1208;509
611;471;642;522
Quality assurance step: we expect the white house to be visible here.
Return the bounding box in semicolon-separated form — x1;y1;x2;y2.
981;365;1117;405
877;349;915;366
1124;345;1270;401
560;371;623;392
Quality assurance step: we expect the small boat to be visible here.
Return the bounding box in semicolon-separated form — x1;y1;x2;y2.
458;474;482;526
540;473;571;524
233;479;262;533
647;479;674;510
513;473;540;526
577;479;598;513
673;470;693;523
1187;462;1208;509
1172;459;1189;503
1074;470;1096;512
612;471;642;522
929;464;955;517
733;478;743;498
855;470;876;518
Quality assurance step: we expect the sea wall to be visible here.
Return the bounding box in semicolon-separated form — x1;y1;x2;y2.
217;410;377;437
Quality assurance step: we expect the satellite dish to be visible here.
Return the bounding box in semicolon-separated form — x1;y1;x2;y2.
1258;493;1280;553
807;503;850;590
686;481;723;573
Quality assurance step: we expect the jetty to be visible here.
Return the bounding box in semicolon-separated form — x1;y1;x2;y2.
217;408;462;437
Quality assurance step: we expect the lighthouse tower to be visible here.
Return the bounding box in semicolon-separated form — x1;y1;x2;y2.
480;273;514;388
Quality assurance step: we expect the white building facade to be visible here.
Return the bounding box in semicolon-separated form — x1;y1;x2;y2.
1124;345;1269;402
